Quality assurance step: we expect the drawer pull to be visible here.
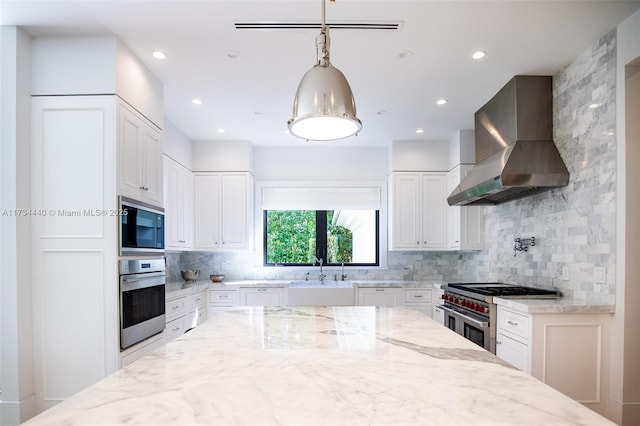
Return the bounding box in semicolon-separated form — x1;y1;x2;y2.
258;288;267;292
172;306;179;310
172;327;180;332
375;289;384;292
219;295;228;298
195;298;202;302
414;295;423;298
507;320;519;326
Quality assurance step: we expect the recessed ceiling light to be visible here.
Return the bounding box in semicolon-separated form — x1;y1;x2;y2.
398;50;413;59
152;50;166;60
416;129;425;134
227;50;240;59
588;103;600;109
436;99;448;105
377;110;387;115
472;51;486;60
217;128;225;133
191;99;203;105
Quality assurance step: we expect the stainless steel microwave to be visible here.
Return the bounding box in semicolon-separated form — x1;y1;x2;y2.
119;197;165;256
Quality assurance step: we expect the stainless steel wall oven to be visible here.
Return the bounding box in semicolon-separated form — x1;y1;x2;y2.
119;258;166;350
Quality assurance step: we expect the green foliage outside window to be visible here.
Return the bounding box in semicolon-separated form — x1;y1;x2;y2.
265;210;353;265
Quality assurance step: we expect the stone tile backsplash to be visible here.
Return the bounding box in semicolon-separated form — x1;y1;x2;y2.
458;30;617;304
171;31;616;304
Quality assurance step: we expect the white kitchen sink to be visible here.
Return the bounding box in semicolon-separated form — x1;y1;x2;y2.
288;281;355;306
289;280;353;288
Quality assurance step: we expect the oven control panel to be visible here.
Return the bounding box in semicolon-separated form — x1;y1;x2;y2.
442;293;489;314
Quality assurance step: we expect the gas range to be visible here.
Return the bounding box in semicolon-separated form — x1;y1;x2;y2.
441;282;561;354
447;282;561;300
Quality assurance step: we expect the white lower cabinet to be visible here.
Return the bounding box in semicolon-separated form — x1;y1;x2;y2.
208;288;240;317
239;287;286;306
187;290;208;329
496;332;529;372
164;288;209;343
403;287;434;317
495;304;612;416
165;316;187;341
357;287;403;307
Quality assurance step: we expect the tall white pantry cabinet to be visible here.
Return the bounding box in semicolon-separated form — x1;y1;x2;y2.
30;94;163;412
31;95;118;412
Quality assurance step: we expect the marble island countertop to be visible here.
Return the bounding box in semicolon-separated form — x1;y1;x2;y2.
25;306;613;425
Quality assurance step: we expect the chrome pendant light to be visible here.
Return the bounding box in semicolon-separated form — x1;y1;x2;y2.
287;0;362;141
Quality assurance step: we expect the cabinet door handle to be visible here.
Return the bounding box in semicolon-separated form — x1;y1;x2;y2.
507;320;519;326
172;327;180;332
195;298;201;302
257;288;267;292
375;289;384;292
496;340;502;345
172;305;180;310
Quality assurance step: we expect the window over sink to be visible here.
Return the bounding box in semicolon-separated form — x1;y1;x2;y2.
263;209;379;267
260;186;381;267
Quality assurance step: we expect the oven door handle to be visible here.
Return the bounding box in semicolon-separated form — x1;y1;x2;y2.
440;305;489;328
121;273;165;292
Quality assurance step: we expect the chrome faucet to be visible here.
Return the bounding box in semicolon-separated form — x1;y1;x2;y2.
313;257;326;282
340;262;347;281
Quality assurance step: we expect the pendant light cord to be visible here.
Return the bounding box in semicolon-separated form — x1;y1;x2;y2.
317;0;330;67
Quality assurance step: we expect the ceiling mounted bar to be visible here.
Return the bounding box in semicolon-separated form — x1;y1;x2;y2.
234;21;402;31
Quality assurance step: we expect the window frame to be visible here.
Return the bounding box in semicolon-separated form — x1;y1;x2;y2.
262;209;380;267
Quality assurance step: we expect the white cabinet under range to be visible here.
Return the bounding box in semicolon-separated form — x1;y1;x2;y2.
117;101;163;206
388;172;447;250
164;155;194;249
193;172;254;250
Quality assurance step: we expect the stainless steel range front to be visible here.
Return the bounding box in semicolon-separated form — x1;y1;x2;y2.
442;283;560;354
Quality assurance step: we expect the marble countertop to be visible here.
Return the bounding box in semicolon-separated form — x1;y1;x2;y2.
493;296;615;314
166;280;441;297
24;306;614;425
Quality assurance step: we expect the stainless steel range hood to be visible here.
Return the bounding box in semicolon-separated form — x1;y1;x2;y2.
447;76;569;206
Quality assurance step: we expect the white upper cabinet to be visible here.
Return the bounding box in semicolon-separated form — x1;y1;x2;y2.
389;172;447;250
194;172;254;250
446;165;484;250
117;101;163;207
164;156;193;250
421;174;447;249
389;173;421;249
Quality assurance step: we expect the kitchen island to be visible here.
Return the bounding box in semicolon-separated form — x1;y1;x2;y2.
24;306;613;425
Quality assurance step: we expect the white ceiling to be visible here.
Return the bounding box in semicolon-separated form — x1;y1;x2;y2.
2;0;640;147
